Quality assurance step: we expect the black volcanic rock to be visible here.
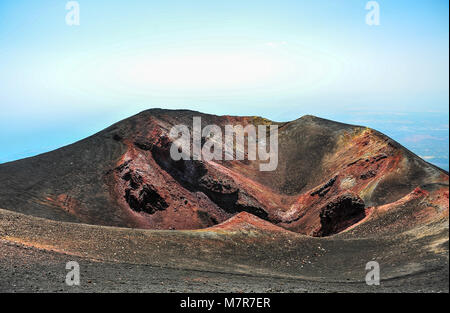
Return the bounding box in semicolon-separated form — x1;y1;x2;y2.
315;193;366;236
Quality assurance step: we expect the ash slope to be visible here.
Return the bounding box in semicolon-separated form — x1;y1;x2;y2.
0;208;448;292
0;109;448;292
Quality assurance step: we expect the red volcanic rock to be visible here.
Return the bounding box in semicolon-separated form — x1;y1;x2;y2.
0;109;447;236
204;211;290;233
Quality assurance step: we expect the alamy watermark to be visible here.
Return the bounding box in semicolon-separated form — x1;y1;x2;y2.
64;2;377;27
365;1;380;26
169;117;279;171
63;2;377;27
65;261;80;286
365;261;380;285
66;1;80;26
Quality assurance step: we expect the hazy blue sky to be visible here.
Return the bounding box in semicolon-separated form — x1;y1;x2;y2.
0;0;448;169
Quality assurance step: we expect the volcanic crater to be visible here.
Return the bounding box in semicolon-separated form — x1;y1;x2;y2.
0;109;448;292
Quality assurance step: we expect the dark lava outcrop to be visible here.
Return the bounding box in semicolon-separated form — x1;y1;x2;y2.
315;193;365;237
